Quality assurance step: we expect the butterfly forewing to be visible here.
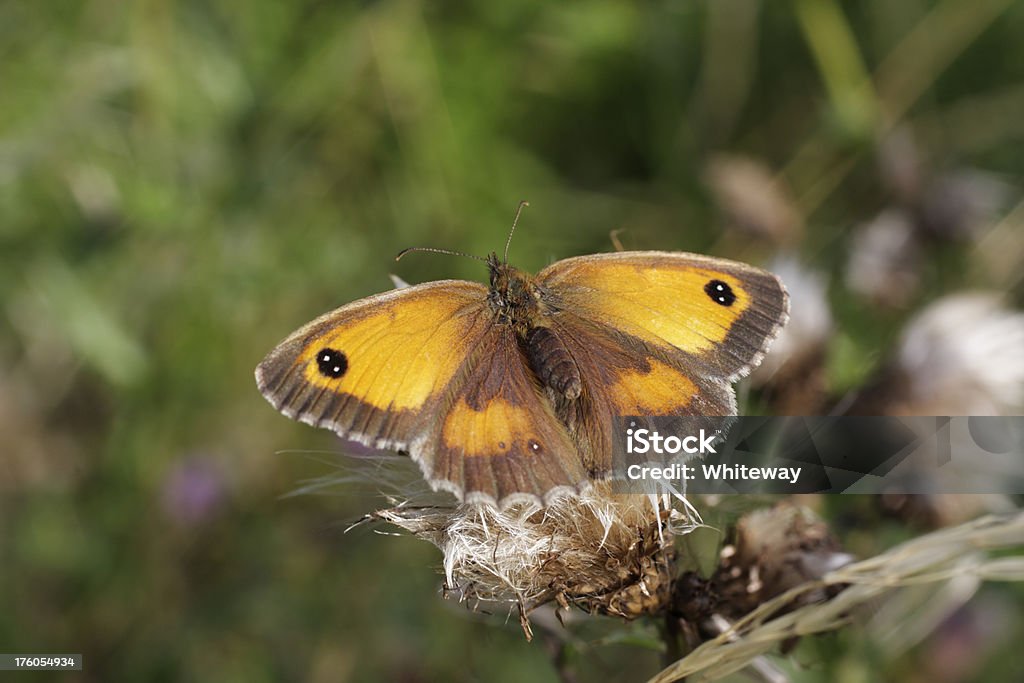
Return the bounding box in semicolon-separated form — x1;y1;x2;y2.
255;280;490;448
537;251;789;382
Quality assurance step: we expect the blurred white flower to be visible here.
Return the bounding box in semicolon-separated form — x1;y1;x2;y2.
893;293;1024;415
751;255;832;386
846;209;920;308
878;125;1013;241
919;169;1013;241
878;125;925;204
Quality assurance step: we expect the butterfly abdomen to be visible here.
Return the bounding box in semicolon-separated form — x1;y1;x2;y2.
525;326;582;400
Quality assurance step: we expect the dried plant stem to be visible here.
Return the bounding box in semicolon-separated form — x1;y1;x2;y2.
649;513;1024;683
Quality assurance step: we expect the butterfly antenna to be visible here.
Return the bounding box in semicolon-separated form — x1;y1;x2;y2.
394;246;487;263
503;200;529;264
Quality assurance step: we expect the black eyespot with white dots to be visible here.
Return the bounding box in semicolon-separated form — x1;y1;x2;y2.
316;348;348;378
704;279;736;307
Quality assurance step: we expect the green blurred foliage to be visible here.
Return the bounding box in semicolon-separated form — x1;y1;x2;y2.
2;0;1023;681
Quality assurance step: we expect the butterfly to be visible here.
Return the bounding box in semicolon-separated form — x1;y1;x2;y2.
256;206;788;507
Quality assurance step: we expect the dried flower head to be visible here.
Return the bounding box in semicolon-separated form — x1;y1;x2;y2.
374;486;696;637
652;513;1024;683
846;209;921;308
705;154;803;244
917;169;1012;241
750;257;832;413
892;294;1024;415
671;504;853;640
751;257;832;382
878;125;1012;241
849;293;1024;416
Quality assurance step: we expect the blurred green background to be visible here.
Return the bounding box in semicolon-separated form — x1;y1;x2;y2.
2;1;1024;681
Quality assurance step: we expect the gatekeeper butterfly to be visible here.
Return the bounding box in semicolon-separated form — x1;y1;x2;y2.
256;205;788;507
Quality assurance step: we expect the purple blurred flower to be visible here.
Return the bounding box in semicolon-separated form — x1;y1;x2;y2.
161;457;228;526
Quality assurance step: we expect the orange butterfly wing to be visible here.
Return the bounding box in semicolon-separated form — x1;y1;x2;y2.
535;252;788;473
258;251;787;503
430;325;587;506
538;251;788;384
256;280;586;506
256;280;489;440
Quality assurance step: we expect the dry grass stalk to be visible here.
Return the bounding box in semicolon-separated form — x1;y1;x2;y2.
650;512;1024;683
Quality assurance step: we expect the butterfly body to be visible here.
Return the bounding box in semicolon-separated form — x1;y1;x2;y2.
487;253;583;401
257;249;788;507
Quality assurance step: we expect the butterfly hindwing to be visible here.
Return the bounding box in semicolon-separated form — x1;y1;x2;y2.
430;325;587;506
543;312;736;476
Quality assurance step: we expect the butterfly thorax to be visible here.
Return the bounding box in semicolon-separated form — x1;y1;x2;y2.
487;255;583;401
487;256;546;330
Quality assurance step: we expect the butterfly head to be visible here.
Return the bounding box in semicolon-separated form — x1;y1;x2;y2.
487;252;543;329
